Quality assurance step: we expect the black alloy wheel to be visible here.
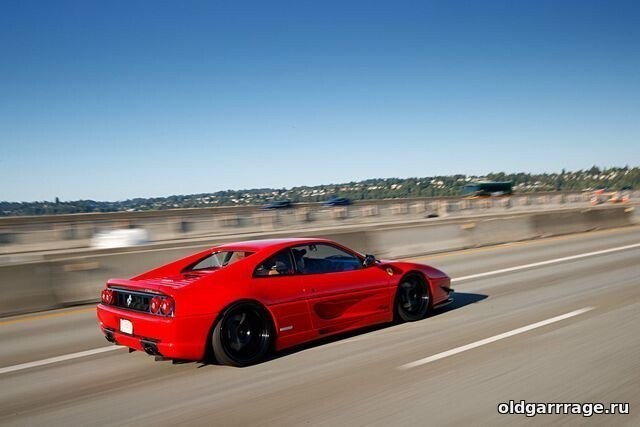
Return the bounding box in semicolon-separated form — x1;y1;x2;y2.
395;274;431;322
212;303;273;367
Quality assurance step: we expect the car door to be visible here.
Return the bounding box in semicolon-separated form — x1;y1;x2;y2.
291;243;392;335
251;248;314;348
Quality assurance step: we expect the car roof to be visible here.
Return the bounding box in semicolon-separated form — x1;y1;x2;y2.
214;237;334;252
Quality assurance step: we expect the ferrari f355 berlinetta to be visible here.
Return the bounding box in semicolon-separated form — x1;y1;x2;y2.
97;238;452;366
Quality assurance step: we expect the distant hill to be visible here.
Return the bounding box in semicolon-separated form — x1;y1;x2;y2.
1;166;637;216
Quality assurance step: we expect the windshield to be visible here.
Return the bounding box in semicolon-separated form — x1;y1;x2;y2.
186;251;253;271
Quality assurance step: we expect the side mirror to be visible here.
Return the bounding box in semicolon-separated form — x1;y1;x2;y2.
363;254;376;268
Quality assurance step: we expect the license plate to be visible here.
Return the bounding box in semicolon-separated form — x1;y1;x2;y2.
120;319;133;335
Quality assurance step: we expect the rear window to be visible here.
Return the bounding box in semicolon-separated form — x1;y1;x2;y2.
186;251;253;271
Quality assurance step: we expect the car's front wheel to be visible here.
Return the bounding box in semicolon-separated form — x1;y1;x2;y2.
395;273;431;322
212;303;273;367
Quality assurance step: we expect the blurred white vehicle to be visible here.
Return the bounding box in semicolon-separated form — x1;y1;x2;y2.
90;228;149;249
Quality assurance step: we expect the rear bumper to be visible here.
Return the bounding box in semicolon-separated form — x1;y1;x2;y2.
96;304;214;361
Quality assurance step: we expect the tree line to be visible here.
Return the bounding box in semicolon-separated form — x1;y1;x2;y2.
1;166;637;216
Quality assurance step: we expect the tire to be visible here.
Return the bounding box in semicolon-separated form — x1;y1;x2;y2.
394;273;431;322
212;303;273;367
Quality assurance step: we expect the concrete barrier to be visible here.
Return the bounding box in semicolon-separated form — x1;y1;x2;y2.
367;223;467;259
463;216;536;248
5;190;622;254
0;262;56;314
531;206;633;237
0;206;634;317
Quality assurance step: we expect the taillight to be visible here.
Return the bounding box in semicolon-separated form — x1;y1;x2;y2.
101;288;114;305
150;296;161;314
151;296;173;316
160;297;174;316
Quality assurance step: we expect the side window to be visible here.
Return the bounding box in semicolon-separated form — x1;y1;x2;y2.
187;251;252;271
291;243;362;274
254;250;295;277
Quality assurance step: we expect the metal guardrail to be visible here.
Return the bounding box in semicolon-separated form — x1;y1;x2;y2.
0;191;636;254
0;190;597;225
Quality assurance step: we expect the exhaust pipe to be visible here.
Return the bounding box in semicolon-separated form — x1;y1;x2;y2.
104;329;116;344
141;340;162;356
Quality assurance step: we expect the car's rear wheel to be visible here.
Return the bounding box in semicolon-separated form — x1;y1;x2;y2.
395;273;431;322
212;303;273;367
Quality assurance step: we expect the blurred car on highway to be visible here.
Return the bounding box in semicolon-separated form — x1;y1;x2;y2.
463;181;513;198
90;228;149;249
591;188;631;205
323;196;352;206
260;200;293;210
97;237;452;366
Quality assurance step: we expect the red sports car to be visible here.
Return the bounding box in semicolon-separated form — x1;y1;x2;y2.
97;238;453;366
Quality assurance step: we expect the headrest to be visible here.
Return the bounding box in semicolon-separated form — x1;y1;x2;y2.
292;248;307;257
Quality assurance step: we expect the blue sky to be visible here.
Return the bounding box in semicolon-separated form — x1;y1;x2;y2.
1;0;639;202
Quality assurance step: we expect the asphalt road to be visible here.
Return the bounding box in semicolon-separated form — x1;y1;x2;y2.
1;227;639;426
